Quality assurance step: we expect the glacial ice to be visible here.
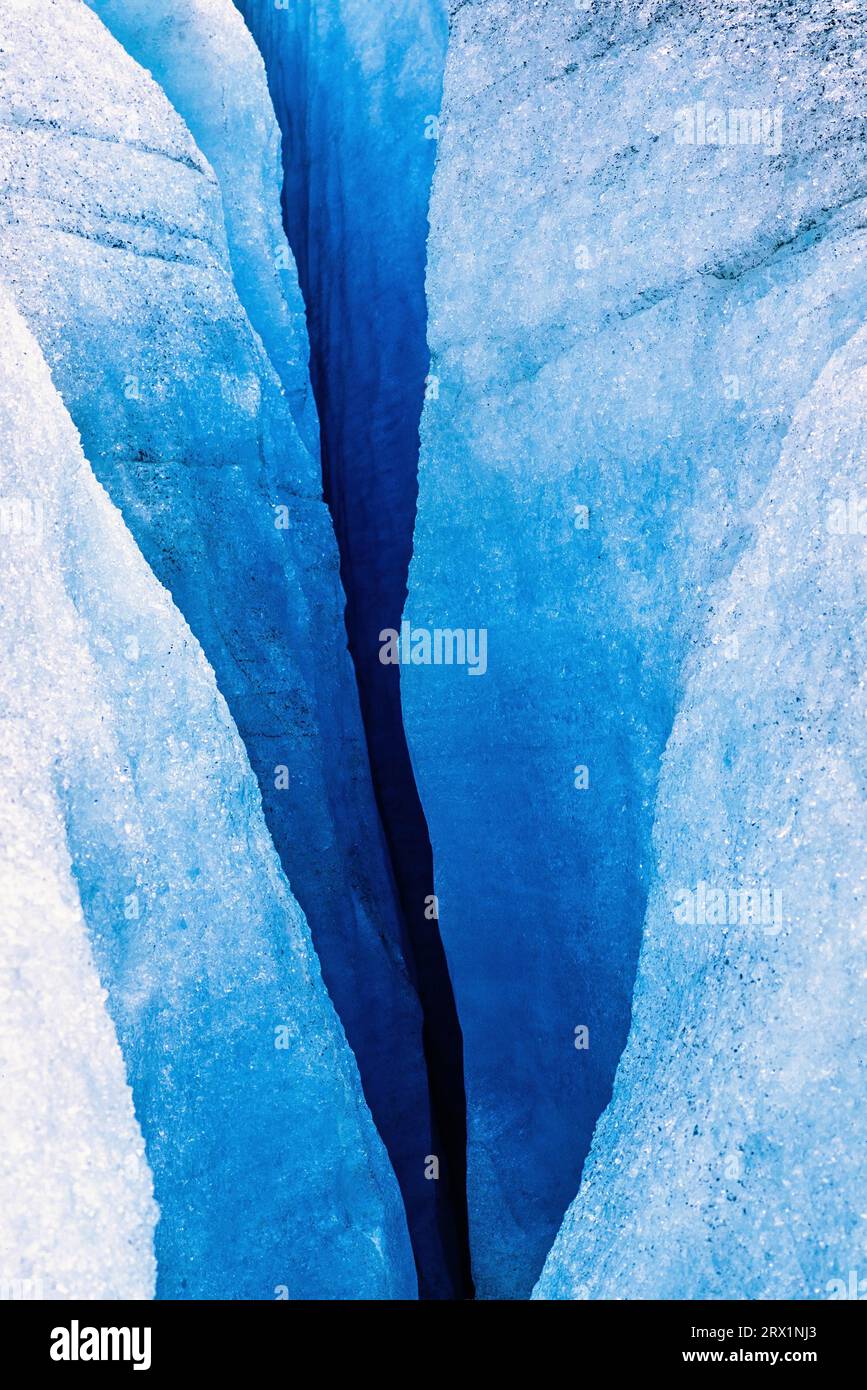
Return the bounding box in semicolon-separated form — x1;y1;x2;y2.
0;279;415;1301
4;0;861;1305
534;323;867;1299
0;286;157;1300
86;0;318;454
0;0;431;1294
405;0;867;1297
235;0;448;662
235;0;470;1296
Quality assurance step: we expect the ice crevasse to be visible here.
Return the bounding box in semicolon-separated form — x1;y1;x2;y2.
230;0;469;1295
0;280;415;1301
0;0;434;1295
2;0;865;1305
405;0;867;1297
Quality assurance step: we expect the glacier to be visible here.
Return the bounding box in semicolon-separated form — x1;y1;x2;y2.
85;0;318;454
0;0;440;1294
2;0;864;1305
234;0;471;1295
405;0;867;1297
0;281;414;1299
0;286;157;1301
535;325;867;1299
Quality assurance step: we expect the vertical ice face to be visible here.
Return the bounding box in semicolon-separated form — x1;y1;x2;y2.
0;282;415;1300
0;294;157;1300
85;0;318;454
0;0;430;1293
235;0;470;1297
230;0;447;644
536;328;867;1299
405;0;867;1295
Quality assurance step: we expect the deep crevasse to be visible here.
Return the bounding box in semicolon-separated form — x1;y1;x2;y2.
4;0;862;1304
233;0;470;1296
0;281;414;1299
0;0;419;1298
78;0;458;1299
405;0;867;1297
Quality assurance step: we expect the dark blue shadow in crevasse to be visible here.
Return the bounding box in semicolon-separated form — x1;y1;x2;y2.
236;0;472;1299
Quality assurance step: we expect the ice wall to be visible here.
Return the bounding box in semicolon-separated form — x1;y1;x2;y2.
536;327;867;1299
0;282;414;1299
86;0;318;453
0;0;433;1294
406;0;867;1296
235;0;470;1296
0;290;157;1300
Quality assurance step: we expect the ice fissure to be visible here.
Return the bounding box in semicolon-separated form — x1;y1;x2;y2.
233;0;472;1297
0;277;414;1300
0;0;420;1299
4;0;859;1307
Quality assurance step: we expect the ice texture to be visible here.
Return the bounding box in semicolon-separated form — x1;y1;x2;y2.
0;288;157;1301
0;0;431;1294
405;0;867;1296
86;0;318;453
536;327;867;1299
234;0;448;702
235;0;470;1297
0;279;414;1301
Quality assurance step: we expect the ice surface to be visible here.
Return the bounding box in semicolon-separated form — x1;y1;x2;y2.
0;0;432;1294
0;288;157;1300
0;279;414;1300
86;0;318;454
536;326;867;1298
405;0;867;1296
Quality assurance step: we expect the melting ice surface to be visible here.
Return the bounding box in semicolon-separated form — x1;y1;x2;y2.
0;282;414;1299
405;0;867;1297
